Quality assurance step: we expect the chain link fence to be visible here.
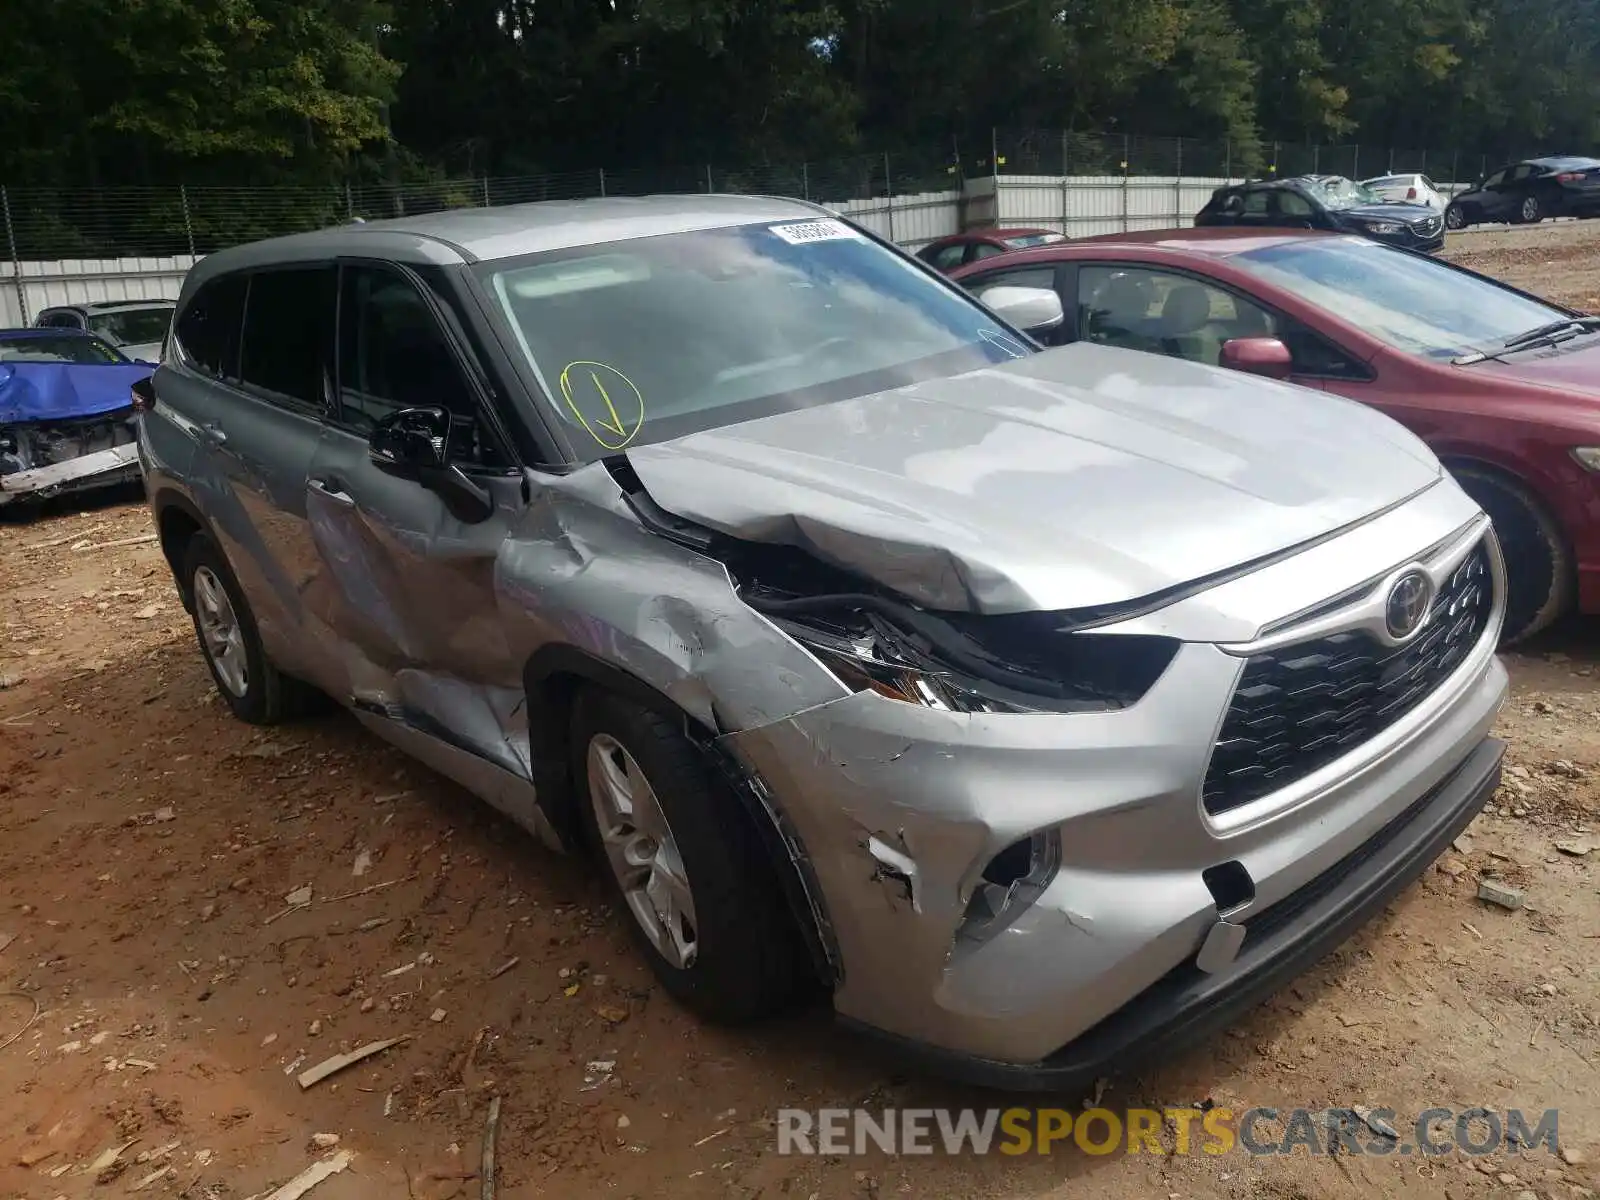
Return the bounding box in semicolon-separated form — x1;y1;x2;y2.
0;129;1563;263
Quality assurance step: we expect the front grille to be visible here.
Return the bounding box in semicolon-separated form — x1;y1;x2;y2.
1414;216;1443;237
1202;542;1493;815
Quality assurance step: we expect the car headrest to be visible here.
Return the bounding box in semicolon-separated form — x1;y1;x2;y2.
1160;285;1213;335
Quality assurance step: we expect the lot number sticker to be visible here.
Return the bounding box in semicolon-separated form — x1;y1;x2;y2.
768;219;861;245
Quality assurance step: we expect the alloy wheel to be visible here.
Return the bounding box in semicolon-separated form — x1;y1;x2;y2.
193;565;248;698
585;733;699;969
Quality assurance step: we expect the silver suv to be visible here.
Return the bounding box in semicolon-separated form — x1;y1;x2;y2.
139;196;1508;1089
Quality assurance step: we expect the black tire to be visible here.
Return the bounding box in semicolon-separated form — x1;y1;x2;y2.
1445;204;1467;231
1451;465;1571;644
1518;194;1542;225
570;687;807;1024
181;532;321;724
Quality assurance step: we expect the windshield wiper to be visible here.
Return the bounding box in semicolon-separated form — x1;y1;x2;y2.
1454;315;1600;364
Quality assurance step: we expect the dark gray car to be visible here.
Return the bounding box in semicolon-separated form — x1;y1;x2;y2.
137;195;1508;1089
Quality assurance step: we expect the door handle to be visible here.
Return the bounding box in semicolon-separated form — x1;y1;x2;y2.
198;421;227;447
307;477;355;507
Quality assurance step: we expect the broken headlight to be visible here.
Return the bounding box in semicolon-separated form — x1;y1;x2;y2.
763;600;1178;715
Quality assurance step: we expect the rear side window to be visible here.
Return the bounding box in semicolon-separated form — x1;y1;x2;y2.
175;276;248;379
239;267;337;410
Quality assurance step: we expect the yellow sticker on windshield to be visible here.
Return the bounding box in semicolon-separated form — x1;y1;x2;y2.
559;361;646;451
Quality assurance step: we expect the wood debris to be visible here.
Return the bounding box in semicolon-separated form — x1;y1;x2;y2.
298;1036;412;1090
261;1150;354;1200
72;533;158;553
481;1095;501;1200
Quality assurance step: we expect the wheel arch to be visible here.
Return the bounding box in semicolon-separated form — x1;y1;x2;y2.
523;644;841;985
151;487;211;611
1440;453;1576;636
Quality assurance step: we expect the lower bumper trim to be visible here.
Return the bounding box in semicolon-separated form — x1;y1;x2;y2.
0;443;141;506
840;734;1505;1092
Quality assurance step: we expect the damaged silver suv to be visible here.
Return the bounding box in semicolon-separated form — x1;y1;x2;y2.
139;196;1508;1089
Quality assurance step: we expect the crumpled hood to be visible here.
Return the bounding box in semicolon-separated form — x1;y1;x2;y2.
1342;203;1440;225
0;361;153;425
624;343;1444;614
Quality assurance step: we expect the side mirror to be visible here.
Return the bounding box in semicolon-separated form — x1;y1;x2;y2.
369;406;494;524
981;285;1065;336
1220;337;1295;381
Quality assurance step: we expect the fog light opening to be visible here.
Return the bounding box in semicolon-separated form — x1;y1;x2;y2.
1202;860;1255;917
956;830;1062;950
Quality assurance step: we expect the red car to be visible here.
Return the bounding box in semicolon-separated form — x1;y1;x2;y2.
950;227;1600;643
915;227;1066;272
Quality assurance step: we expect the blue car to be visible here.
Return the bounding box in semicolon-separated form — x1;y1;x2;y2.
0;328;154;508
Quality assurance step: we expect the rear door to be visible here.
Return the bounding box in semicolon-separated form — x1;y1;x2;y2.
159;267;341;689
302;260;528;772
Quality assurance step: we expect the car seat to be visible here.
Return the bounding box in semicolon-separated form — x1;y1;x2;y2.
1084;274;1159;352
1157;284;1224;364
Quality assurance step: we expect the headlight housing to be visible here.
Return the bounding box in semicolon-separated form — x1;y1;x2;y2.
1362;221;1404;235
1572;447;1600;472
759;597;1179;714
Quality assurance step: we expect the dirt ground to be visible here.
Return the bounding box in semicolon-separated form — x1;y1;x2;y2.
2;224;1600;1200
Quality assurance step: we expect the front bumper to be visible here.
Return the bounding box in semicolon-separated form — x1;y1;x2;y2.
0;442;142;506
843;734;1503;1091
723;484;1507;1075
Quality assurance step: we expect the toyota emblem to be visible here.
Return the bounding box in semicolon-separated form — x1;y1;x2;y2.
1384;570;1433;640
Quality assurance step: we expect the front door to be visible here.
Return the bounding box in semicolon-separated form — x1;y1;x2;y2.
304;260;529;775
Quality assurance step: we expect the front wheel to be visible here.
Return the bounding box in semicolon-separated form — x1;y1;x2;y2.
1445;204;1467;231
570;688;808;1023
1519;195;1542;224
1451;465;1571;644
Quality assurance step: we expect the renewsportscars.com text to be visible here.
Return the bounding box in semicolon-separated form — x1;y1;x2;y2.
776;1106;1561;1158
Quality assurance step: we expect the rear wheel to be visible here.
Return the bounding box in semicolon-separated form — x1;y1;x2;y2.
182;533;321;724
570;687;808;1024
1451;465;1571;644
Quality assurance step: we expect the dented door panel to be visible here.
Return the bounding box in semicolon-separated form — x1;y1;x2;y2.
304;425;525;768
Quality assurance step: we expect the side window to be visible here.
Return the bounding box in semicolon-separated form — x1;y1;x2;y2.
1276;191;1316;218
1276;320;1370;380
337;265;504;467
238;267;337;410
971;266;1058;300
926;243;968;271
175;274;249;380
1483;169;1508;189
972;265;1063;343
1077;265;1277;367
1241;191;1271;216
970;242;1007;262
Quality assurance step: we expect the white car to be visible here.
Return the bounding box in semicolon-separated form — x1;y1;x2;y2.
34;299;176;364
1360;174;1446;212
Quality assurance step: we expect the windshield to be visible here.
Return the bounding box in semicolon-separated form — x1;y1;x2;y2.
1003;232;1066;249
1313;178;1382;210
480;219;1035;456
0;334;125;364
1231;237;1568;360
88;307;172;347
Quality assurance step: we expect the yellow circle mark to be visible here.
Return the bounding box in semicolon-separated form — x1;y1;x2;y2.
559;361;646;451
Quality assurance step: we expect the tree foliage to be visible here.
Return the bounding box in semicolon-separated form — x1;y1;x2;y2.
4;0;1600;188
